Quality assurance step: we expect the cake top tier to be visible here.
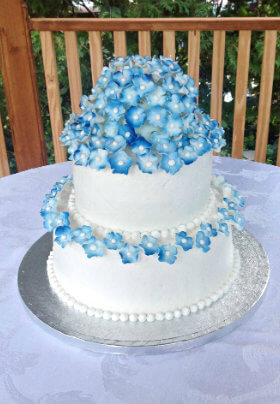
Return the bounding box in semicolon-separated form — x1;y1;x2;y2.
60;55;226;175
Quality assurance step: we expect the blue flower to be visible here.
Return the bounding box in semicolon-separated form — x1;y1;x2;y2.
178;145;198;165
105;81;121;100
166;94;184;116
89;149;109;170
164;116;183;137
182;95;196;113
218;207;233;221
200;223;217;237
140;235;159;255
125;106;146;127
72;225;92;244
79;107;96;123
55;226;72;248
105;101;125;120
91;123;101;137
109;150;133;174
175;231;193;251
195;231;211;253
120;86;139;106
182;114;196;134
83;237;104;258
104;135;126;153
133;74;155;96
162;76;180;94
147;106;168;127
155;138;177;154
104;121;119;138
217;220;230;237
104;232;124;250
43;212;70;232
113;69;133;87
119;244;140;264
209;128;226;152
75;126;91;142
89;136;106;150
232;213;244;231
60;131;76;146
146;87;166;106
161;152;183;175
131;136;151;156
118;124;137;144
97;69;112;88
190;137;211;156
40;198;58;216
95;93;107;110
158;244;177;264
137;153;159;174
74;144;91;166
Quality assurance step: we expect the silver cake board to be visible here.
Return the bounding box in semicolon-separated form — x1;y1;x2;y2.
17;228;269;355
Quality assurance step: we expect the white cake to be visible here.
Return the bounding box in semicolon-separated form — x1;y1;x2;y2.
41;56;244;322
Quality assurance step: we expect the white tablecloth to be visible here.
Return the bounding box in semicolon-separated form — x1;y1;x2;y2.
0;157;280;404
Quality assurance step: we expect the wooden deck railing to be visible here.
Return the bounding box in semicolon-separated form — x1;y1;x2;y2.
0;0;280;177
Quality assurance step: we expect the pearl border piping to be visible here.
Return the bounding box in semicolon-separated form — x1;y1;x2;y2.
47;248;240;323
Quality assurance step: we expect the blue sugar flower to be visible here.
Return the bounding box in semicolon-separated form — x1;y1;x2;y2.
95;93;107;110
113;69;133;87
90;136;106;150
120;86;139;106
125;106;146;128
91;123;101;137
158;244;177;264
182;114;196;134
72;225;92;244
233;213;245;231
233;189;245;208
155;138;177;154
40;198;58;216
147;106;168;128
75;126;91;142
166;94;184;116
161;152;183;175
89;149;109;170
104;135;126;153
146;87;166;106
109;150;133;174
118;124;137;144
60;131;76;146
137;153;159;174
83;237;104;258
97;69;112;88
178;145;198;165
190;137;211;156
131;136;151;156
105;101;125;120
195;231;211;253
133;75;155;96
175;231;193;251
200;223;217;238
55;226;72;248
79;107;96;123
105;81;121;100
140;235;159;255
43;212;70;232
104;232;124;250
164;116;183;137
186;77;198;96
104;121;119;138
74;144;91;166
119;244;140;264
182;95;196;113
218;207;233;221
162;76;180;94
217;220;230;237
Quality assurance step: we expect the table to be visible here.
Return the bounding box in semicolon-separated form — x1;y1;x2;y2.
0;157;280;404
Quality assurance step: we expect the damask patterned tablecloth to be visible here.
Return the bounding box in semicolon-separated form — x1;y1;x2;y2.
0;156;280;404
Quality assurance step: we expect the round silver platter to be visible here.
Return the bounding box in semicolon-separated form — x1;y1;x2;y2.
18;228;269;354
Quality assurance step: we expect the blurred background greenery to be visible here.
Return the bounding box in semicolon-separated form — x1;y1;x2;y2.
1;0;279;172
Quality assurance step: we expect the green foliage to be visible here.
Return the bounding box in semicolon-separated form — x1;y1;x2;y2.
1;0;279;172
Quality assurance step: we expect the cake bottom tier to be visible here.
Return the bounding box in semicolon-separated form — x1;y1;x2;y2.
49;229;240;322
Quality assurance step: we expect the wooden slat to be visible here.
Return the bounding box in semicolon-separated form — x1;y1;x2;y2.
30;17;280;32
88;31;103;86
40;31;66;163
210;31;225;125
188;30;200;87
64;31;82;113
0;113;10;177
277;133;280;166
232;31;251;159
255;30;277;163
163;31;175;59
113;31;127;58
0;0;47;172
138;31;151;57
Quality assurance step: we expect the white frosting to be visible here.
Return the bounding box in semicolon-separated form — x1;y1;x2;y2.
73;151;212;232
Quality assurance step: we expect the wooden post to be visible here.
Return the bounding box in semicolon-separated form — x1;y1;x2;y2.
0;0;47;172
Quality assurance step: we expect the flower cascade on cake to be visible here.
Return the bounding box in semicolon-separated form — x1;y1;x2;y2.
41;56;245;265
60;55;226;175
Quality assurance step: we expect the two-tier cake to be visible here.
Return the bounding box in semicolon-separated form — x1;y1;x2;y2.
41;55;244;323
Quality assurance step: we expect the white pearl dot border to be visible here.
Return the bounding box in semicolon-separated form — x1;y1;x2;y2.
47;248;240;323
